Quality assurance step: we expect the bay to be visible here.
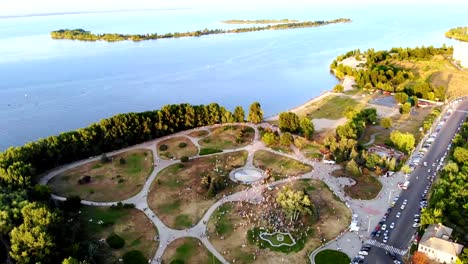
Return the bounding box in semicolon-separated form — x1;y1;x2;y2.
0;4;467;150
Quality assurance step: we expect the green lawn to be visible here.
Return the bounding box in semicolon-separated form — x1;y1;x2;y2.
315;249;350;264
296;95;363;120
253;150;312;179
213;204;234;236
199;125;255;150
80;206;157;264
163;238;221;264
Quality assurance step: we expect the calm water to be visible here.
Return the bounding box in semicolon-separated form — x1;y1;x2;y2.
1;4;467;150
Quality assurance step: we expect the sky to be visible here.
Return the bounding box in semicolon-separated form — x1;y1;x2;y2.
1;0;467;17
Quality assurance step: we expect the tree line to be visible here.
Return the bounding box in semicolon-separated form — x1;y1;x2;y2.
330;46;452;102
222;19;300;24
0;101;265;263
50;18;351;42
445;26;468;42
422;117;468;262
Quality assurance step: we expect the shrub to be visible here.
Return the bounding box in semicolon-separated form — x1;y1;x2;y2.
380;117;392;129
106;233;125;249
178;142;187;148
123;203;135;208
118;178;125;184
180;156;189;162
159;144;168;151
177;164;185;168
119;157;126;165
62;195;82;212
122;250;147;264
333;84;345;93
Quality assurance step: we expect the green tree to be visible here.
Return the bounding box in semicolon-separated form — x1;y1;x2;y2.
388;157;397;171
262;132;278;146
420;208;442;226
233;106;245;122
401;164;411;174
453;147;468;164
380;117;392;129
389;130;415;153
248;102;263;124
280;132;293;146
62;257;88;264
0;189;28;235
10;202;59;264
400;102;411;114
122;250;147;264
300;117;314;139
333;84;344;93
345;160;360;177
276;186;313;221
394;92;409;104
278;112;300;133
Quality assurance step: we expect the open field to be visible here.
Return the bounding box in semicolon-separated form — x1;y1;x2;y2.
48;149;153;202
253;150;312;179
315;249;350;264
148;151;248;229
207;179;351;264
80;206;157;264
162;237;221;264
293;137;323;160
157;136;198;160
332;169;382;200
188;129;209;138
295;95;364;120
199;125;255;150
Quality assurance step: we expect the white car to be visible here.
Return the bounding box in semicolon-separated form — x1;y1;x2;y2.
383;237;388;243
396;212;401;218
423;162;427;166
413;223;420;228
381;224;387;230
358;251;369;256
401;204;406;210
390;222;395;229
403;199;408;205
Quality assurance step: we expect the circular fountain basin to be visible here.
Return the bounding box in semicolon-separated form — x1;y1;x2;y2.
230;167;265;184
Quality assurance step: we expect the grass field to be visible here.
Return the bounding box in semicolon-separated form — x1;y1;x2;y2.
253;150;312;179
80;206;157;264
188;130;210;138
163;238;221;264
207;179;351;264
333;169;382;200
296;95;364;120
199;125;255;150
49;149;153;202
148;151;248;229
157;137;198;160
315;249;350;264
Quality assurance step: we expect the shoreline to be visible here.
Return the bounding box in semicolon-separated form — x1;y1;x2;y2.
265;76;354;121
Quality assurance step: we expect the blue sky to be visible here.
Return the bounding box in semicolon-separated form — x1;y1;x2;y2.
1;0;467;16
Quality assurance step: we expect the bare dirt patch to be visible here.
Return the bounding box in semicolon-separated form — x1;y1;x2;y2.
148;151;248;229
49;149;153;202
188;130;209;138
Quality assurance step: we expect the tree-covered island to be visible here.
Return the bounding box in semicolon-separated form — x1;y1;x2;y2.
445;26;468;42
50;18;351;42
221;19;300;24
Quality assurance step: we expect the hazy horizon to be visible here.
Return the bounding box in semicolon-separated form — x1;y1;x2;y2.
2;0;468;17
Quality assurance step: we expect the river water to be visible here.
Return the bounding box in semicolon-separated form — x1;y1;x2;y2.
0;4;467;150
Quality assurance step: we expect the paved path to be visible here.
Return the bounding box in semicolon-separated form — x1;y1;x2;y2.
38;122;400;264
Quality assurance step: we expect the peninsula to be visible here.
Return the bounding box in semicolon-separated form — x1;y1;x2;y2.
221;19;300;24
445;26;468;42
50;18;351;42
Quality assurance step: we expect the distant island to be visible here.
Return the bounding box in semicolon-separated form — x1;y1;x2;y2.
221;19;300;24
50;18;351;42
445;26;468;42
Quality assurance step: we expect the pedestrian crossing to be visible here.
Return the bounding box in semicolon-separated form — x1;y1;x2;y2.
365;239;407;255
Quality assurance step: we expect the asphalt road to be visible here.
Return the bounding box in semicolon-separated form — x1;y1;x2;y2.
364;99;468;264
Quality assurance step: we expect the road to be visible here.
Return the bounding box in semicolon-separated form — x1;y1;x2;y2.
364;99;468;264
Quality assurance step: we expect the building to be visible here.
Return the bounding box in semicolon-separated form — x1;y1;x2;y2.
418;223;464;264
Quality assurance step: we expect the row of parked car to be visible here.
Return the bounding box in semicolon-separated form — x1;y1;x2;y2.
351;245;371;263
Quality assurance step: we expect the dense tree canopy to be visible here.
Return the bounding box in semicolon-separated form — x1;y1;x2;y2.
278;112;301;133
389;130;415;153
445;26;468;42
276;186;313;221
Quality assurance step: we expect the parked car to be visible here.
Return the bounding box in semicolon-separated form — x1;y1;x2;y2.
396;212;401;218
358;251;369;256
381;224;387;230
390;222;395;229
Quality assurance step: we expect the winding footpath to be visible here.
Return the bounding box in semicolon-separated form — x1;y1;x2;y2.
38;122;397;264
